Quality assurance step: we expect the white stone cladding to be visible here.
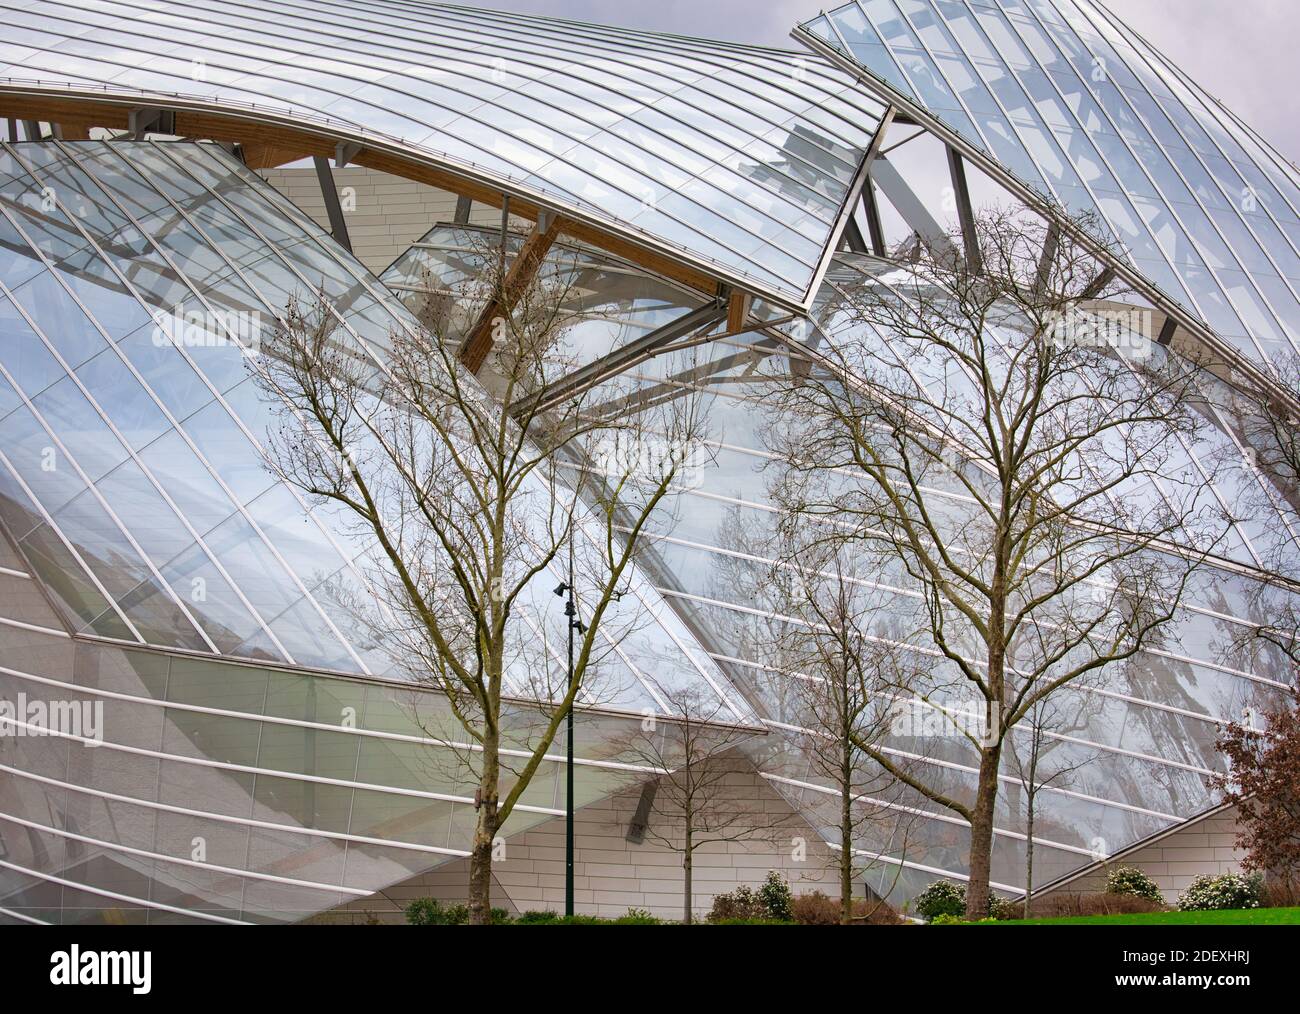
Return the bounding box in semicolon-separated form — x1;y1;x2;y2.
320;750;857;923
258;165;507;277
1038;804;1248;905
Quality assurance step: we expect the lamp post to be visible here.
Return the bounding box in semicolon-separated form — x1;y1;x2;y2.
554;542;585;918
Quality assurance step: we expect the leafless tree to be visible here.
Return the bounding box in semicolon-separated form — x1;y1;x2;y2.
756;521;924;923
1226;352;1300;669
621;684;791;924
766;208;1231;918
251;233;709;923
1004;694;1099;916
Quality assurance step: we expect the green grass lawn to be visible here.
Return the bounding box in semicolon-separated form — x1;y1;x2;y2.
997;907;1300;926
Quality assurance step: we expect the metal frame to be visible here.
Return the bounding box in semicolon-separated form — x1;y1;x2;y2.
804;105;897;305
862;178;888;258
508;298;730;419
946;146;983;273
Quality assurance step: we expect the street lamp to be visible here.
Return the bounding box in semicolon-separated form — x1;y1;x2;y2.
553;548;586;918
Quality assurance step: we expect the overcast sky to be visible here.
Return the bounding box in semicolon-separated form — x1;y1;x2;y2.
471;0;1300;164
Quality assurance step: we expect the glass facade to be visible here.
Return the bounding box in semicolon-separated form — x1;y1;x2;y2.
0;139;743;720
375;204;1300;905
561;309;1294;895
1;1;1297;921
0;139;754;922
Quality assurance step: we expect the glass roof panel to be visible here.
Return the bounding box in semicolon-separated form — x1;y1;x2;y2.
0;0;891;307
800;0;1300;374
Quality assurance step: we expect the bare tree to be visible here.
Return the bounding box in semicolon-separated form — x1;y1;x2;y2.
1227;351;1300;667
252;234;709;923
759;522;923;923
767;209;1231;918
622;684;789;924
1004;694;1098;916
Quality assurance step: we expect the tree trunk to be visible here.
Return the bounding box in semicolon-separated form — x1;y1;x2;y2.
683;829;694;926
1025;792;1036;919
965;744;1002;920
468;755;499;925
840;739;854;925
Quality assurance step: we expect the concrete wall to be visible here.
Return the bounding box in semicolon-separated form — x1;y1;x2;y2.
257;165;505;276
1039;804;1246;905
320;750;853;924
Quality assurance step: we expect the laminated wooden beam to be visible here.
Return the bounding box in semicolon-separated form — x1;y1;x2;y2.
459;214;565;374
727;291;751;333
0;94;729;301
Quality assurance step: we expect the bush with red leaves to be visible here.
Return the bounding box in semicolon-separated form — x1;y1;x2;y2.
1215;689;1300;891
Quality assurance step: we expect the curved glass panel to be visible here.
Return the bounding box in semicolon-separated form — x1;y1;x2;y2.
801;0;1300;373
0;0;892;306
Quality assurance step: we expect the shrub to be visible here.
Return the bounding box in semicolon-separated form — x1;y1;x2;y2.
1178;873;1264;912
514;910;560;925
987;894;1016;921
790;891;903;926
790;891;839;926
707;885;767;923
1106;866;1163;902
404;899;510;925
707;878;795;925
911;881;1013;921
611;908;663;925
758;872;794;922
708;876;796;923
913;880;967;922
405;898;466;925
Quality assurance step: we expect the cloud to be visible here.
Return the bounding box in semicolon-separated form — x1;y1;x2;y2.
1120;0;1299;163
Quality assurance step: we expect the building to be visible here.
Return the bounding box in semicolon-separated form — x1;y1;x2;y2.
0;0;1295;923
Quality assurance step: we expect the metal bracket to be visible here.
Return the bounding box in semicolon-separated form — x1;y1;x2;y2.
127;107;172;139
334;140;363;168
947;146;983;274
